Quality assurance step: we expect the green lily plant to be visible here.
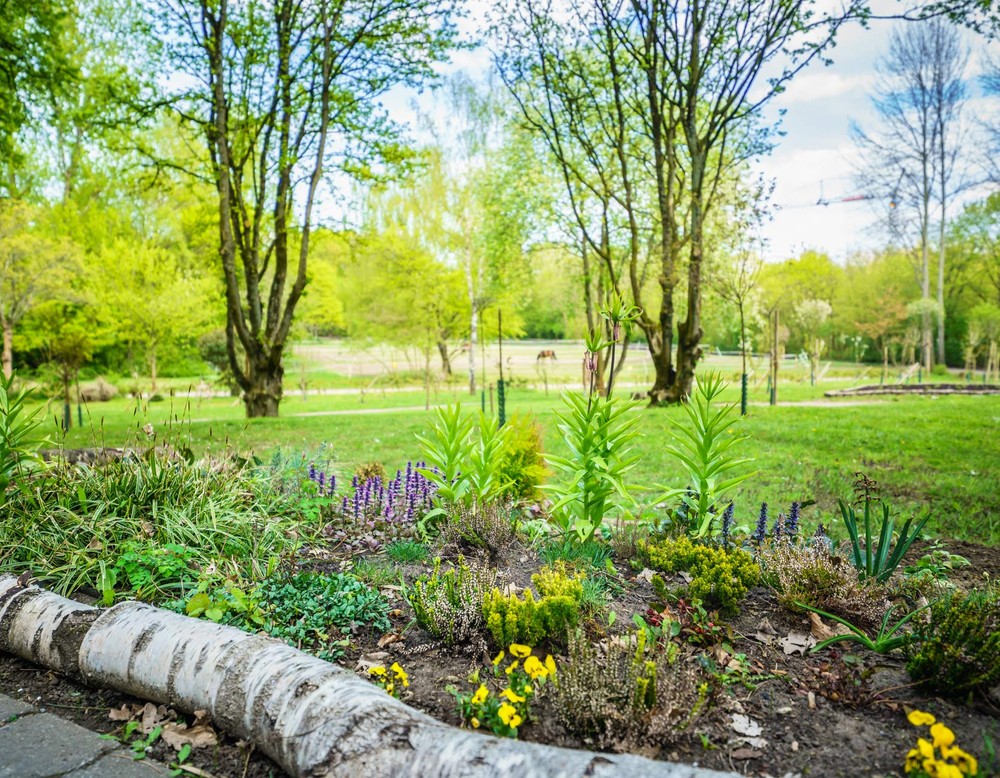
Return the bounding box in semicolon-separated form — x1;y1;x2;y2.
546;295;643;544
658;373;755;539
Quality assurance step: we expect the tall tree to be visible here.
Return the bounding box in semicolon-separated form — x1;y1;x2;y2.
0;0;76;175
495;0;867;404
0;201;77;377
853;19;968;370
151;0;459;416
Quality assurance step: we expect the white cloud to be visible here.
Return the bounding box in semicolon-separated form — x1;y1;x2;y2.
777;72;876;105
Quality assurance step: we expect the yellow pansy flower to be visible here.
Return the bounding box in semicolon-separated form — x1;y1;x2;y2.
492;650;505;666
369;666;387;677
544;654;557;677
917;738;935;759
471;685;489;705
930;723;955;749
523;655;547;679
907;710;936;727
937;764;962;778
509;643;532;659
505;660;519;675
390;662;409;687
500;687;526;703
498;703;522;728
470;717;480;729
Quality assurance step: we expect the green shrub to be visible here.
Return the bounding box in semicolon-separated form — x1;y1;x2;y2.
483;589;580;648
494;414;548;499
905;585;1000;696
532;561;585;600
483;563;586;647
640;536;759;614
407;557;497;645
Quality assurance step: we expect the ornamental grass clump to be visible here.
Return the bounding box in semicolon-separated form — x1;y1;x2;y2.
903;710;980;777
407;557;497;645
905;584;1000;697
450;643;556;738
639;535;759;614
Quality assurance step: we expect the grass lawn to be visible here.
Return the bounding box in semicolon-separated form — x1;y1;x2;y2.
33;371;1000;545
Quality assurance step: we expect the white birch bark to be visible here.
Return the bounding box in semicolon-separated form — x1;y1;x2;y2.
0;576;735;778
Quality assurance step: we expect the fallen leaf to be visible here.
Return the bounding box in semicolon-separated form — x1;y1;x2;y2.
779;631;816;656
731;748;762;760
377;633;403;648
161;719;218;751
108;704;136;722
754;617;778;645
355;652;391;675
635;568;656;583
730;714;762;738
140;703;173;734
808;612;851;642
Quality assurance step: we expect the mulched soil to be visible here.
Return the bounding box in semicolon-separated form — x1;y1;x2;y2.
2;537;999;778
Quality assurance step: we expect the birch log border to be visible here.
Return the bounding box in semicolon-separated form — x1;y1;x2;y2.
0;576;736;778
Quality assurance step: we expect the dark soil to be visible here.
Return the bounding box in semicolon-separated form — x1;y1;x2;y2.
2;537;1000;778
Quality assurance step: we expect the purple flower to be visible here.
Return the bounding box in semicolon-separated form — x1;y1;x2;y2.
584;350;598;373
753;503;769;544
773;512;784;541
721;502;734;547
785;502;801;538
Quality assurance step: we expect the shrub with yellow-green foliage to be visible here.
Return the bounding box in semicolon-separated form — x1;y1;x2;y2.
905;584;1000;696
483;563;585;647
532;561;585;600
640;535;759;614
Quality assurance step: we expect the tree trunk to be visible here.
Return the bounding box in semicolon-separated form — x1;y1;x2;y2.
0;577;733;778
1;320;11;379
437;341;452;376
149;347;158;393
243;361;283;418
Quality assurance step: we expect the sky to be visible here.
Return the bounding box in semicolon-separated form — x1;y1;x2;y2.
754;15;999;263
380;4;1000;266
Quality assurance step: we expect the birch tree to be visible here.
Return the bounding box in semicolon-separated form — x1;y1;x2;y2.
853;19;969;369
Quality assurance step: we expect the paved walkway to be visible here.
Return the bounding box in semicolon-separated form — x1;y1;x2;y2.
0;694;170;777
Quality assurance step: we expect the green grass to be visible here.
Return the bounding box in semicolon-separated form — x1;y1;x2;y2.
26;372;1000;546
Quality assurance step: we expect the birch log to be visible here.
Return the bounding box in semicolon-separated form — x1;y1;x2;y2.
0;576;736;778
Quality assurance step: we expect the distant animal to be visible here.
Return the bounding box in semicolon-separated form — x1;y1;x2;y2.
536;350;557;361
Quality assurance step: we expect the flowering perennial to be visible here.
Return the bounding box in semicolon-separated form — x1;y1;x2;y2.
450;643;557;738
904;710;979;777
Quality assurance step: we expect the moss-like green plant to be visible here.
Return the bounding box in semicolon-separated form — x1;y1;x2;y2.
640;535;759;614
905;585;1000;696
532;561;585;600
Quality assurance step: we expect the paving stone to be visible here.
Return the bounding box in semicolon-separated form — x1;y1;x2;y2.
0;711;116;778
69;751;172;777
0;695;35;724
